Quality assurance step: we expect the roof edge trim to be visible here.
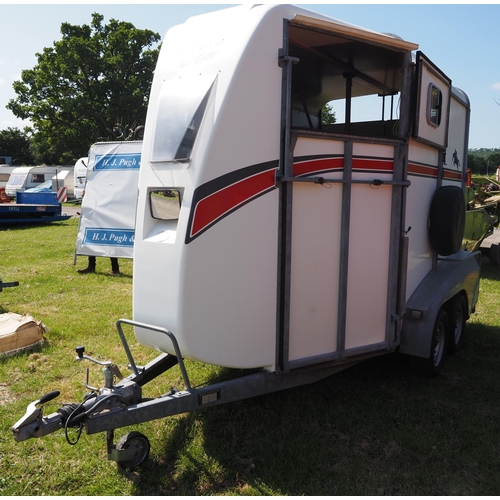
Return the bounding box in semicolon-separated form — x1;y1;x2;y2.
291;14;419;52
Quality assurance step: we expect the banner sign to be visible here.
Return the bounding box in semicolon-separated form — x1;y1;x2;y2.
82;228;135;247
75;141;142;260
94;153;141;171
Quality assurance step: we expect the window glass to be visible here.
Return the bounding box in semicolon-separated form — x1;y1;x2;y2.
428;84;442;127
31;174;45;183
152;75;216;163
150;189;182;220
9;174;27;185
288;25;404;138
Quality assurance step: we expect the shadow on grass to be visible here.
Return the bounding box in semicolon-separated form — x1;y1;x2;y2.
0;313;480;493
125;319;500;495
480;258;500;280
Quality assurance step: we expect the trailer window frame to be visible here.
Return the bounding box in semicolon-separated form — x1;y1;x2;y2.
151;75;216;164
287;23;408;140
427;83;442;128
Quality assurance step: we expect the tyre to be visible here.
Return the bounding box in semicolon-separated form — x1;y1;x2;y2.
116;431;150;469
413;308;449;377
447;294;467;354
490;244;500;266
428;186;465;256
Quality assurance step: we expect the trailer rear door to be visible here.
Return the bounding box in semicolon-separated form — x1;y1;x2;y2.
277;18;413;370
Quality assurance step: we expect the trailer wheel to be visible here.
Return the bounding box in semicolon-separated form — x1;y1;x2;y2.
489;244;500;266
428;186;465;256
447;294;467;354
116;431;150;469
413;309;449;378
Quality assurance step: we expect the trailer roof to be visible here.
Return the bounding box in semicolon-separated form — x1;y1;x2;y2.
291;14;419;52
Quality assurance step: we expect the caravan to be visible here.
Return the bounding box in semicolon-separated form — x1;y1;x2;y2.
12;5;481;467
0;166;16;190
5;166;74;199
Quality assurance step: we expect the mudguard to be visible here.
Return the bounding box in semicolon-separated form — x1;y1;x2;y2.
400;250;481;358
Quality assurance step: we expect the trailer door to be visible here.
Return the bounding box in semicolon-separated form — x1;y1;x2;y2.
280;136;407;367
277;19;413;370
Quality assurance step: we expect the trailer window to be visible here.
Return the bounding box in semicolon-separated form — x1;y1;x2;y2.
149;189;182;220
31;174;45;183
427;84;442;127
288;24;405;139
152;75;216;164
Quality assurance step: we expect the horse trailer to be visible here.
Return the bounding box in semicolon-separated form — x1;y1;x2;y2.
12;4;480;469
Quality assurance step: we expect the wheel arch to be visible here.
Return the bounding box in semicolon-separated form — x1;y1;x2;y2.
400;251;480;359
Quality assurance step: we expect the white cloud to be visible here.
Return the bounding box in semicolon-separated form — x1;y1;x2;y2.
492;82;500;90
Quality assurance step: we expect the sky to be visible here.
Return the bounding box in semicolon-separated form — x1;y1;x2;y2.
0;2;499;150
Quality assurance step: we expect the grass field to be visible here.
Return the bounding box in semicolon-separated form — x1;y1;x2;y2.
1;217;500;495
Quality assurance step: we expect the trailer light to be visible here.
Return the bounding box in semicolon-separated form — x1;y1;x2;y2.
411;310;422;319
198;390;220;406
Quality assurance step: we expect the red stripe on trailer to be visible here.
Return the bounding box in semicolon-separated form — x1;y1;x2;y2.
408;163;438;178
293;157;344;177
190;168;277;238
57;187;67;203
293;156;394;177
353;157;394;173
408;163;463;181
443;169;462;181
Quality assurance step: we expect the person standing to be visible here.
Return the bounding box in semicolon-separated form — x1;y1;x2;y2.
77;187;120;275
77;255;120;275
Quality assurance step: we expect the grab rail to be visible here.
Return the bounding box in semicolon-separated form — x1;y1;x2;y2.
116;319;192;391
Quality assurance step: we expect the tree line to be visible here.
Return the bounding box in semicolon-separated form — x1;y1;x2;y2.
467;148;500;176
1;13;160;165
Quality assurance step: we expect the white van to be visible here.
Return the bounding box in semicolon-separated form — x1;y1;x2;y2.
5;166;74;198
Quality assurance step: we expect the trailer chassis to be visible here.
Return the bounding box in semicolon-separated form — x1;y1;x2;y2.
12;318;386;468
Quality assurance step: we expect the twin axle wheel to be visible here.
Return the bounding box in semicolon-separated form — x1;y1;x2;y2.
414;294;467;378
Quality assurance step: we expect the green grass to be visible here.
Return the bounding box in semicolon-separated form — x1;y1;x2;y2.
1;219;500;495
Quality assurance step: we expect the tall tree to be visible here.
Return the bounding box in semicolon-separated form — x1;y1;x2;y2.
7;13;160;164
0;127;34;165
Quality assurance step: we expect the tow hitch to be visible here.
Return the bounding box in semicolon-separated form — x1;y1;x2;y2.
11;319;355;469
12;341;148;468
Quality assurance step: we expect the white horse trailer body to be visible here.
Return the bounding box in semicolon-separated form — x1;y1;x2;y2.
133;4;479;371
12;5;481;466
